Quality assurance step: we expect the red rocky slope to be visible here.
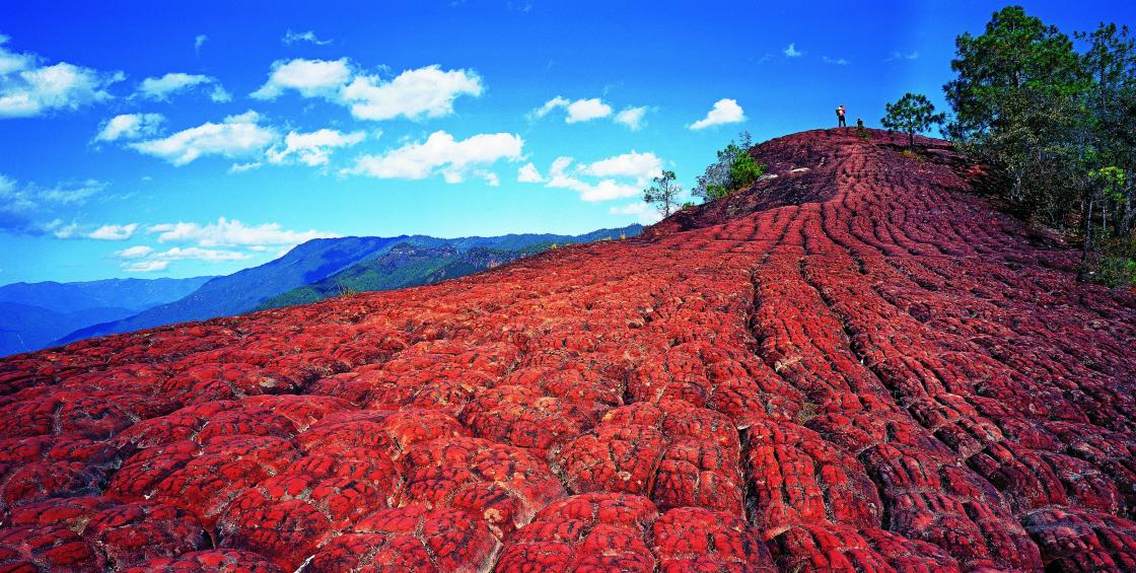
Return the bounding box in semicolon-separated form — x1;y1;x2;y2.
1;128;1134;572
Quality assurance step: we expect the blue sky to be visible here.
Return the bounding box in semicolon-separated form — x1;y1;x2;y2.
1;1;1131;283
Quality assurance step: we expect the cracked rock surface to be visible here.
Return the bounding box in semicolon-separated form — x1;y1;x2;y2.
1;129;1134;571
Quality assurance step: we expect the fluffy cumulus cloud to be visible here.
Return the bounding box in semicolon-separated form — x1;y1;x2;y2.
136;72;231;102
0;36;123;118
614;106;648;130
129;111;277;166
343;130;523;184
251;58;352;100
251;58;482;121
521;151;663;203
689;98;746;130
516;162;543;183
340;65;483;121
283;30;332;46
532;96;611;123
146;217;336;247
94;113;165;143
532;97;649;129
88;223;138;240
783;43;804;58
578;150;662;180
266;128;365;167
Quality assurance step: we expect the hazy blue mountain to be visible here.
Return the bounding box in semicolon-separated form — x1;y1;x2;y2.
0;276;213;314
60;225;641;345
59;236;409;344
259;227;641;310
0;276;213;357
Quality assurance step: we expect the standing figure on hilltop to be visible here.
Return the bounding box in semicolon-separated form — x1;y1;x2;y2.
836;104;847;127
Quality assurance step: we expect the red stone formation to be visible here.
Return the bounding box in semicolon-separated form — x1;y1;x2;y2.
1;128;1134;571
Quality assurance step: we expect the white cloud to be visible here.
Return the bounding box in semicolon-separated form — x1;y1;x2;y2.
251;59;482;122
115;245;153;258
887;50;920;61
822;56;849;65
146;217;336;247
266;128;365;166
477;170;500;187
565;98;611;123
783;43;804;58
541;157;640;202
0;176;108;236
118;245;248;268
521;150;666;203
137;73;228;101
340;65;483;120
49;221;79;239
209;84;232;103
129;110;277;165
150;246;249;261
89;223;138;240
194;35;208;54
614;106;648;130
343;130;522;183
609;201;662;225
517;162;543;183
0;38;123;118
531;96;613;123
125;259;168;273
531;96;569;119
579;151;662;180
689;98;746;130
251;58;352;100
94;113;165;142
37;180;107;205
283;30;332;45
228;161;262;173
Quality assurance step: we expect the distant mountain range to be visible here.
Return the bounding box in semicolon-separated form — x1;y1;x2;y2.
0;276;213;357
33;225;640;353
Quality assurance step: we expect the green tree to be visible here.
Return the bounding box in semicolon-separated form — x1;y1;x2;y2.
943;5;1087;217
693;131;765;202
881;93;946;148
643;170;681;217
1078;23;1136;239
943;7;1136;285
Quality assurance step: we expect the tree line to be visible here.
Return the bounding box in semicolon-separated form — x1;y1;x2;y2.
903;6;1135;286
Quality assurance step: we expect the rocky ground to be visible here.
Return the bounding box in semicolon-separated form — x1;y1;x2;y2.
1;129;1133;572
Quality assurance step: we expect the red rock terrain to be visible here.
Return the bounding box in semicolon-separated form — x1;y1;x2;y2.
1;128;1134;572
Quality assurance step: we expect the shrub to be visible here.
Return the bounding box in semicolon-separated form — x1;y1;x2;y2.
693;131;766;202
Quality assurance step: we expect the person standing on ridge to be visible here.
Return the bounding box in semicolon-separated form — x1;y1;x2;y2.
836;105;847;127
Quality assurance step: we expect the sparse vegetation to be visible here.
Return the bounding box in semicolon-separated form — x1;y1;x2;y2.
643;169;682;217
944;6;1136;286
881;92;945;149
693;131;767;202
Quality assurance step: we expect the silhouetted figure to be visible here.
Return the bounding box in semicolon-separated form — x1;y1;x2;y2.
856;118;864;128
836;105;847;127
